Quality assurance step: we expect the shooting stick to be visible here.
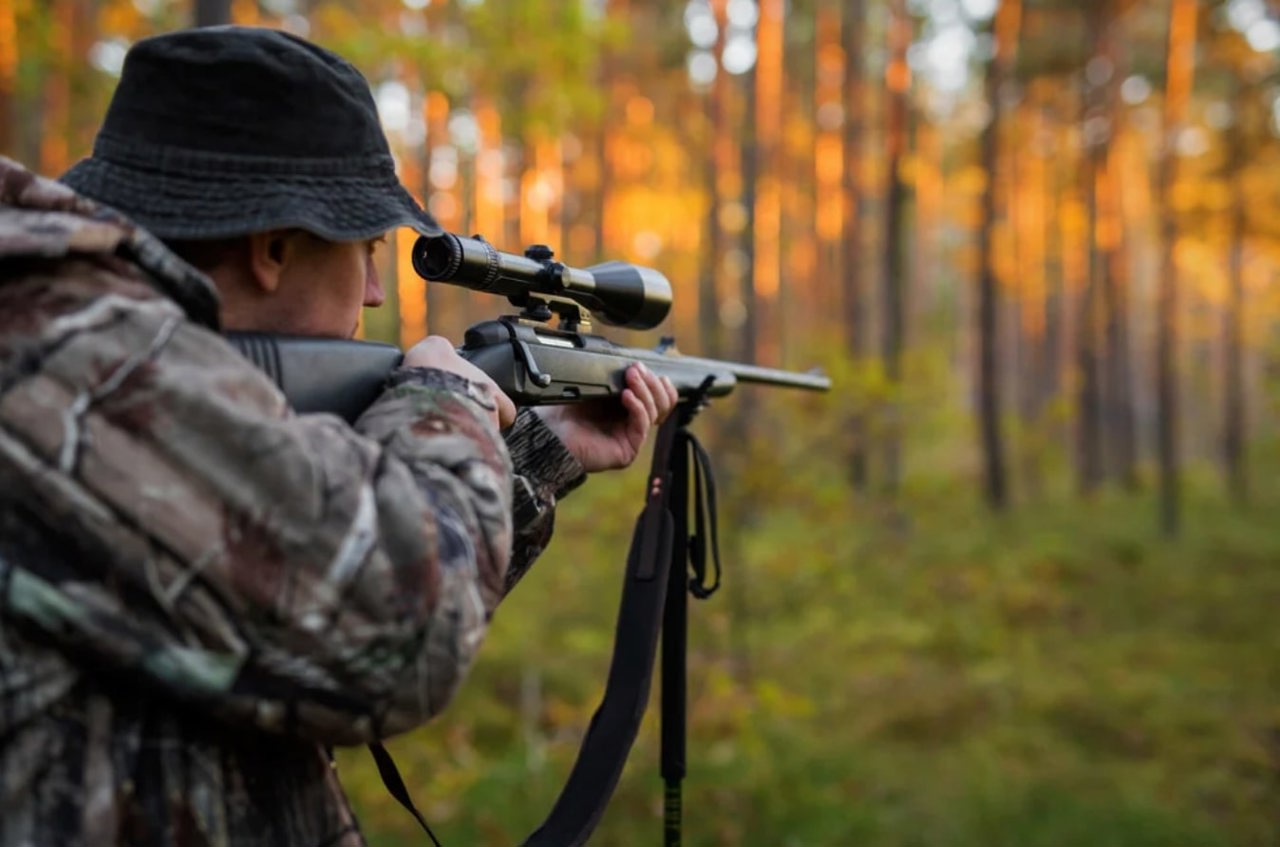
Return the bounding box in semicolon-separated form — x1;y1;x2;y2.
521;379;720;847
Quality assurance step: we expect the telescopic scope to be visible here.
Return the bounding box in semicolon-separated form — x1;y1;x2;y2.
411;233;673;330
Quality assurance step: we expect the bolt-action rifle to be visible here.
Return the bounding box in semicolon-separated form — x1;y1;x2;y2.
229;232;829;423
228;233;830;847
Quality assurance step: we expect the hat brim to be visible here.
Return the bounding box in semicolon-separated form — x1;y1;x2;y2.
61;155;441;243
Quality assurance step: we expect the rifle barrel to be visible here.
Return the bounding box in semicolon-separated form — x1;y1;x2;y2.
631;349;832;392
707;358;832;391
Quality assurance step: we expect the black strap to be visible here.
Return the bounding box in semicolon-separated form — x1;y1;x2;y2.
368;742;444;847
685;432;721;600
520;409;684;847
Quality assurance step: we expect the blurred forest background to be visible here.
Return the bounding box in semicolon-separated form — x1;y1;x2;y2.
7;0;1280;844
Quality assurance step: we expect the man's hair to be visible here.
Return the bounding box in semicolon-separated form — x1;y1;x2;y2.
164;237;247;273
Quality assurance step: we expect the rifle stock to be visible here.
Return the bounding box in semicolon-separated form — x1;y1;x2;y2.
227;332;402;423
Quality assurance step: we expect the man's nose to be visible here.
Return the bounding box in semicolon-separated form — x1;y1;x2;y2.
363;259;385;307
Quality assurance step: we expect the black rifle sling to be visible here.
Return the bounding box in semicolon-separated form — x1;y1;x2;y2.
368;742;444;847
520;407;686;847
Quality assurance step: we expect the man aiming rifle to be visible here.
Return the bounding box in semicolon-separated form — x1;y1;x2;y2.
0;26;677;847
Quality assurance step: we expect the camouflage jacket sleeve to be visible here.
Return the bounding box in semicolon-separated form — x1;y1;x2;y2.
0;158;529;745
502;409;586;594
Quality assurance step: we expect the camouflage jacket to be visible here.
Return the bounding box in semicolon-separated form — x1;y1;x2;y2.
0;157;586;847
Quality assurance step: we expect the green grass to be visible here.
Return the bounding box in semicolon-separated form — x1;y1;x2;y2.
338;401;1280;847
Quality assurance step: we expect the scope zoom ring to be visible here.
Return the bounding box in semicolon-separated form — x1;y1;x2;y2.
438;235;463;280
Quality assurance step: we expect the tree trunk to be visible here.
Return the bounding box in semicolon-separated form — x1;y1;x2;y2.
1223;80;1248;504
843;0;869;490
1040;103;1066;447
1076;2;1107;496
592;111;608;262
698;0;731;358
40;0;76;176
1101;162;1139;488
698;106;722;355
193;0;231;27
1011;101;1039;499
1156;0;1197;536
881;0;911;498
738;49;759;369
0;0;16;158
1098;10;1138;489
976;0;1020;510
754;0;784;366
593;0;625;262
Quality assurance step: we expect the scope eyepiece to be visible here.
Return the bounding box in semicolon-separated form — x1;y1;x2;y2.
414;235;462;281
411;233;672;330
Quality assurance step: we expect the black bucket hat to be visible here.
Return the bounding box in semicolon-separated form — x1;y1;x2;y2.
62;25;440;242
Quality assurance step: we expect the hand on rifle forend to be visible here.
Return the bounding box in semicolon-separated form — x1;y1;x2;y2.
535;363;678;473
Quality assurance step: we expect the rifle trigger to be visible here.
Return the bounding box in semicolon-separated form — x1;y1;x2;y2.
515;338;553;387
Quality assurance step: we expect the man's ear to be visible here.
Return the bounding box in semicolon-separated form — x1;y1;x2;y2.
246;230;295;294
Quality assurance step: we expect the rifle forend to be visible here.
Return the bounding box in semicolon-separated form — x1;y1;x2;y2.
459;317;830;405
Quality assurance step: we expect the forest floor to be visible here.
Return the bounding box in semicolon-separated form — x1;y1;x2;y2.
340;421;1280;847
